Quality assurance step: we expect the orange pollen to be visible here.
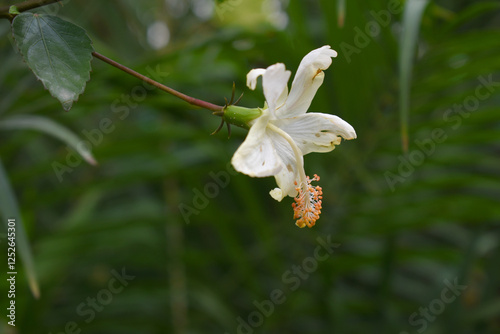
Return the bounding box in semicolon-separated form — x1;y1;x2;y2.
291;174;323;228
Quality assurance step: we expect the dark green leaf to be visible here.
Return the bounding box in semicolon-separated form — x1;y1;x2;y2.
11;13;93;111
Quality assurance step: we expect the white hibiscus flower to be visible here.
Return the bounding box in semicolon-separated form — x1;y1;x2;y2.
230;45;356;228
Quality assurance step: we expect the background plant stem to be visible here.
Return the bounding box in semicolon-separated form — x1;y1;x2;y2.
0;0;62;19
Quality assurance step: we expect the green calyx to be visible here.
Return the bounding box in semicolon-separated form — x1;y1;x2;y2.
222;105;262;129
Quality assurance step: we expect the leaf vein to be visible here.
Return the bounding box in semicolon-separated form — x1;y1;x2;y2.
34;15;56;78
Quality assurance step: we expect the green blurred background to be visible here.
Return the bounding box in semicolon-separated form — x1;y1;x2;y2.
1;0;500;333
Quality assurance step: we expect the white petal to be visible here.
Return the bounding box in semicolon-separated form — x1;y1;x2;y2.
246;68;266;90
276;84;288;108
231;116;282;177
273;113;356;155
273;167;299;199
267;130;301;198
278;45;338;118
262;63;290;112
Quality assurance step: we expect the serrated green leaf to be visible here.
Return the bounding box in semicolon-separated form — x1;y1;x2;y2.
11;13;93;111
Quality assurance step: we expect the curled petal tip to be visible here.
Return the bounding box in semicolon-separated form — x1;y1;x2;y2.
246;68;266;90
318;45;338;58
345;129;357;140
270;188;285;202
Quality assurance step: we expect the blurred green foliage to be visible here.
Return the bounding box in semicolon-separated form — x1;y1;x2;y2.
1;0;500;333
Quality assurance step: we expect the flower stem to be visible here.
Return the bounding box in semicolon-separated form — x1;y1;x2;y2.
92;52;224;112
